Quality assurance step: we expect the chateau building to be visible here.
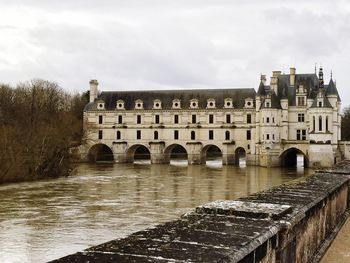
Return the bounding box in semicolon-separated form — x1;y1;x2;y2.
82;67;341;168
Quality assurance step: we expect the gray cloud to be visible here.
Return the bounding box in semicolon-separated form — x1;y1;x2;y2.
0;1;349;106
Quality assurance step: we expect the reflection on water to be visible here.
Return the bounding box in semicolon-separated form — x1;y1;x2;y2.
0;161;312;263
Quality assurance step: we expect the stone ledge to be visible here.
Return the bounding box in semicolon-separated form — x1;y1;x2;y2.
196;200;292;220
49;161;350;263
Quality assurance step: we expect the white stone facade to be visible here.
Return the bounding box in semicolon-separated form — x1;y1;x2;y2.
82;67;342;168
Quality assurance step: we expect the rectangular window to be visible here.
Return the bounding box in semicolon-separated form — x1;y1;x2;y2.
98;115;103;124
209;130;214;140
174;114;179;124
209;114;214;124
155;115;160;124
174;130;179;140
298;113;305;122
98;130;103;139
297;97;305;106
297;129;306;140
226;114;231;124
266;117;270;123
247;130;251;140
116;131;121;140
266;133;270;140
192;114;197;124
118;115;123;124
154;131;158;140
136;130;141;140
137;115;141;124
225;131;230;140
191;131;196;140
247;114;251;124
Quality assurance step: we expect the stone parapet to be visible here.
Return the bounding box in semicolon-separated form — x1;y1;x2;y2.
50;161;350;263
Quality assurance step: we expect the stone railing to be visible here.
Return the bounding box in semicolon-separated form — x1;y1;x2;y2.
50;161;350;263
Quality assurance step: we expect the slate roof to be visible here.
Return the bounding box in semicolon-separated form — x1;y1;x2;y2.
325;78;341;101
277;73;319;106
257;81;266;96
260;92;282;109
310;92;333;108
84;88;256;111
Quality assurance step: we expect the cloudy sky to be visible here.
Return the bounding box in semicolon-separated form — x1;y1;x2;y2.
1;0;349;106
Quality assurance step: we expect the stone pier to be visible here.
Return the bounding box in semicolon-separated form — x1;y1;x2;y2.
50;161;350;263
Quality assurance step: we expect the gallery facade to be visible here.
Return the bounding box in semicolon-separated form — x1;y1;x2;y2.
81;67;341;168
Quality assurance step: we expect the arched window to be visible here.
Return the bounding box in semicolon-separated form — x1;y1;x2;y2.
319;116;322;132
116;131;121;140
225;131;230;140
191;131;196;140
154;131;159;140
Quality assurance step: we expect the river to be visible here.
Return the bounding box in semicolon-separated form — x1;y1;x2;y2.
0;160;312;263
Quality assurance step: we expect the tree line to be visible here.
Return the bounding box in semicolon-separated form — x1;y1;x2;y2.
0;79;88;184
1;79;350;184
341;106;350;141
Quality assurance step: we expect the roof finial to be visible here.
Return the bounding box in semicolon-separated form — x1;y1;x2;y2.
330;70;333;80
315;63;317;74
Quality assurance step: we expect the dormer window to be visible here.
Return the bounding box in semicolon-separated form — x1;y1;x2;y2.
207;98;216;108
264;99;271;108
297;96;306;106
190;99;199;109
116;99;125;110
224;98;233;108
153;99;162;109
244;98;254;108
135;99;143;109
172;99;181;109
318;99;323;107
96;100;105;110
297;85;306;94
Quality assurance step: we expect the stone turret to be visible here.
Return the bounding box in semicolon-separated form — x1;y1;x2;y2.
89;79;99;103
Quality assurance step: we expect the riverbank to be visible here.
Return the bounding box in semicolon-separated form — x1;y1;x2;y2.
50;161;350;263
0;80;87;185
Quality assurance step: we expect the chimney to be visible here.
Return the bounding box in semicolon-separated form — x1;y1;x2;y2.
261;74;267;85
272;71;281;77
290;67;296;86
89;79;99;103
270;71;279;95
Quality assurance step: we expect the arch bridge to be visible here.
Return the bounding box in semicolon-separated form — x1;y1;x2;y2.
279;147;309;168
86;141;247;165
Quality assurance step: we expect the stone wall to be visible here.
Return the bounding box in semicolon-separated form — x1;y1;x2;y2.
50;161;350;263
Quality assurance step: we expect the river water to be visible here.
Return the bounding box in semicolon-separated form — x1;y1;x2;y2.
0;160;312;263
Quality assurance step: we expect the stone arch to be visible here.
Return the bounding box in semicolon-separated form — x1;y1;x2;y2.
164;144;188;163
201;144;222;163
280;147;309;167
235;147;246;165
88;144;114;162
127;144;151;163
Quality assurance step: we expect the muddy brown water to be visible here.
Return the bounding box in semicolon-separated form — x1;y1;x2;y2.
0;160;312;262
